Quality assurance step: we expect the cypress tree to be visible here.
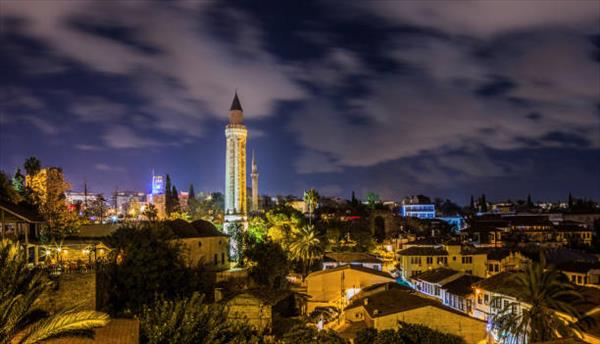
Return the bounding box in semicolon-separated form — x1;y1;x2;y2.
188;184;195;208
165;174;172;216
172;185;180;213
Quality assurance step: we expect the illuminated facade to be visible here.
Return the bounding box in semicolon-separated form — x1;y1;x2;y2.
251;151;259;212
224;92;248;231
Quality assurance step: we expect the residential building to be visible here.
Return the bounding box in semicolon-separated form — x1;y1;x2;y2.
112;191;145;216
554;221;593;246
322;252;383;271
304;265;395;313
165;219;229;270
397;243;488;279
400;195;435;219
340;288;487;344
440;275;483;316
411;268;463;300
555;261;600;286
484;249;528;277
219;288;295;334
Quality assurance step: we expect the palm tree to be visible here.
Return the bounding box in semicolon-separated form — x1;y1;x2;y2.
303;189;319;224
0;240;109;344
289;225;323;278
493;257;585;343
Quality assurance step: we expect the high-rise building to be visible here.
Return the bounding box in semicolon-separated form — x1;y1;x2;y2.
251;150;259;212
224;92;248;229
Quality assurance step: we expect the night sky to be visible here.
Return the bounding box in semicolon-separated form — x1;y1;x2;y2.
1;1;599;204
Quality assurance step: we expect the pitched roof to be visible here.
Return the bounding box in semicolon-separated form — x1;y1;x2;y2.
472;271;519;297
230;92;243;111
323;252;382;264
165;219;227;238
443;275;483;296
555;261;600;274
483;248;512;261
413;268;460;284
308;264;393;279
0;199;44;223
398;246;448;256
345;288;435;317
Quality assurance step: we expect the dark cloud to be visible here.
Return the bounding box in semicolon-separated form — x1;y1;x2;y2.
1;0;599;201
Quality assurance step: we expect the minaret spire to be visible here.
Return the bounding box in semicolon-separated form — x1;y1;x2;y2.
230;91;243;112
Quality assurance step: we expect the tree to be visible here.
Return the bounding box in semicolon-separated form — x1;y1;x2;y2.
171;185;181;213
248;216;268;243
0;240;109;344
354;322;465;344
12;168;25;195
304;189;320;223
568;192;574;209
23;156;41;177
165;174;173;216
289;225;323;278
187;184;196;210
0;171;22;203
97;224;207;315
493;257;585;343
479;194;488;212
281;325;347;344
140;293;261;344
527;193;534;208
88;194;107;223
143;203;158;222
227;221;246;266
366;192;380;209
245;240;290;289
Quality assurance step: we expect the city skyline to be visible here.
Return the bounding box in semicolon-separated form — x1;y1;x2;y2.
2;1;599;204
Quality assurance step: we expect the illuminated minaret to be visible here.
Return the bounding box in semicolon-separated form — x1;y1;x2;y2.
224;92;248;230
251;150;259;212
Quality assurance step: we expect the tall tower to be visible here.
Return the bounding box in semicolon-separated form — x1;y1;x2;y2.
224;92;248;228
251;150;259;212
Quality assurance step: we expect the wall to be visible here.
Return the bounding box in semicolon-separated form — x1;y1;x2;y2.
306;269;394;313
374;306;487;344
177;236;229;270
227;294;272;333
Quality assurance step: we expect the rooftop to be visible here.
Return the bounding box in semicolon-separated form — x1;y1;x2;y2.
555;261;600;274
323;252;382;264
164;219;228;238
0;199;44;223
345;288;435;317
443;275;484;296
398;246;448;256
413;268;461;284
307;264;393;279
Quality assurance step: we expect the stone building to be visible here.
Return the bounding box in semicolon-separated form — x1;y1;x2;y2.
165;219;229;270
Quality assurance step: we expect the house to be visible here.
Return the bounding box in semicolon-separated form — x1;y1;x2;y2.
397;243;488;279
322;252;383;271
555;261;600;286
484;249;528;277
554;221;593;246
304;265;395;313
472;272;600;342
0;199;45;263
340;288;487;344
411;268;463;300
218;288;296;334
165;219;229;270
440;275;483;316
462;219;509;247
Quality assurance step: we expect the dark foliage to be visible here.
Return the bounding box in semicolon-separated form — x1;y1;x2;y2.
96;224;213;316
245;239;291;289
355;322;466;344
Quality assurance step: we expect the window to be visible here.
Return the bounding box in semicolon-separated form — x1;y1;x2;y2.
495;264;499;272
221;253;225;264
214;254;218;265
478;296;482;304
198;241;202;247
437;257;447;264
462;256;473;264
577;276;583;284
484;294;489;304
488;264;494;272
426;257;433;264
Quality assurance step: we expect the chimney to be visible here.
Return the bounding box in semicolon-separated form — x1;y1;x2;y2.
214;288;224;303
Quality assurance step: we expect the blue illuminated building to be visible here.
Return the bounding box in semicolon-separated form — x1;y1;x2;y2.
401;204;436;219
152;175;164;195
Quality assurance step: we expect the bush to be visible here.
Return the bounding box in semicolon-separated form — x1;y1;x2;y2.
97;224;213;315
140;293;262;344
355;322;466;344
